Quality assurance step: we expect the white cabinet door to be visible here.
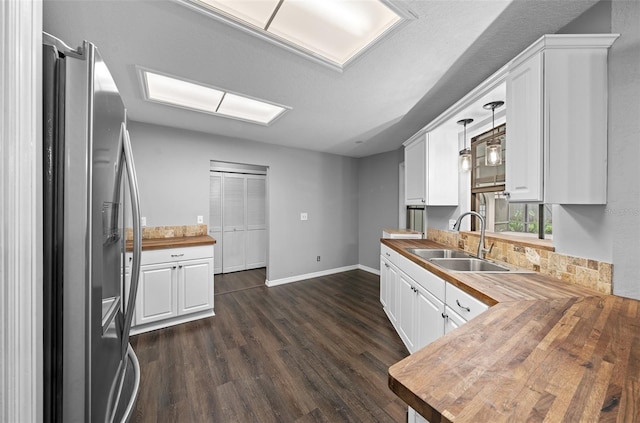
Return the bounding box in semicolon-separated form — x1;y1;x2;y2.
136;263;177;325
386;262;399;326
506;50;544;203
444;306;466;334
426;128;459;206
209;172;223;274
408;407;429;423
543;47;609;204
414;284;445;351
178;258;213;315
246;175;266;269
397;272;416;352
380;256;389;308
404;135;426;205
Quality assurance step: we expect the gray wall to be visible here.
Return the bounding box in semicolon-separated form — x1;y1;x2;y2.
128;122;359;282
357;149;403;270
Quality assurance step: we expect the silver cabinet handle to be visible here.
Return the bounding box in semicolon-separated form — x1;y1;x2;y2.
456;299;471;312
384;263;389;268
385;252;390;257
441;312;448;319
170;253;184;258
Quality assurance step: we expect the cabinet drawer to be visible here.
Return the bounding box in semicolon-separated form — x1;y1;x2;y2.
445;283;489;321
380;244;401;266
141;245;213;265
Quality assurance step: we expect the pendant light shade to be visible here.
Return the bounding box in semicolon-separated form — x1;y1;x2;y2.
483;101;504;167
457;118;474;173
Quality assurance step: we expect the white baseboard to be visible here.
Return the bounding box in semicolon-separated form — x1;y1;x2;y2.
358;264;380;275
266;265;362;287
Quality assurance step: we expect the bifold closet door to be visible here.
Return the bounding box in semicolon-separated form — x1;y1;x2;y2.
245;175;266;269
210;171;267;274
222;174;246;273
209;172;223;274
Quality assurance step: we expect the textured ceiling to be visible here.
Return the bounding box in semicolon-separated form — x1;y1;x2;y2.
43;0;599;158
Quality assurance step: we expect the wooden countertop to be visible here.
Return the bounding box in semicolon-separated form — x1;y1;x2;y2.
125;235;216;252
384;239;640;422
383;228;422;235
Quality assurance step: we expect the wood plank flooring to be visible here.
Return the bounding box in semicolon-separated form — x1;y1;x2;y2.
130;269;410;422
214;268;266;295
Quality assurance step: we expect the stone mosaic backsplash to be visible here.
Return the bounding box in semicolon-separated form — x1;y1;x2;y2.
125;224;208;240
427;228;613;295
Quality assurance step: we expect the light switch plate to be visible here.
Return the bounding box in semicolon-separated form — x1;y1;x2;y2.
141;217;147;227
300;212;308;221
197;215;203;224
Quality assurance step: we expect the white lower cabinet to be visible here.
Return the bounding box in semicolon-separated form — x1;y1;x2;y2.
408;407;429;423
137;263;178;325
397;271;445;353
444;306;466;334
131;245;214;334
380;243;490;423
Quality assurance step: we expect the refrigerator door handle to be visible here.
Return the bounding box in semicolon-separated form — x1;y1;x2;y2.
121;122;141;354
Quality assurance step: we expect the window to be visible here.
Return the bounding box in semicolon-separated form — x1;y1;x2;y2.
470;124;552;239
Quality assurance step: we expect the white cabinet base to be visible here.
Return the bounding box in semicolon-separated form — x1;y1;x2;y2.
131;245;214;335
130;309;214;336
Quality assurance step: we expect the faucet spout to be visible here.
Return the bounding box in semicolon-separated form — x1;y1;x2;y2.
453;211;492;259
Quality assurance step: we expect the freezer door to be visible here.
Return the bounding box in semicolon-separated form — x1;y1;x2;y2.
88;44;129;423
61;41;128;423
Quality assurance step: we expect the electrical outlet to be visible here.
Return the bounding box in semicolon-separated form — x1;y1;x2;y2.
197;215;203;224
141;217;147;227
300;212;308;221
448;219;457;230
317;256;321;262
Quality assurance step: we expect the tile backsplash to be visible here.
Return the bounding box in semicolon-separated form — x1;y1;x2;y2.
125;224;208;240
427;228;613;294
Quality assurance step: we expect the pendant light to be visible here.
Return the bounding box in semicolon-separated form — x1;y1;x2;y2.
457;118;474;173
483;101;504;166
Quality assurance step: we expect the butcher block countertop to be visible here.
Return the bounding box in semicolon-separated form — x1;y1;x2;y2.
384;239;640;422
125;235;216;251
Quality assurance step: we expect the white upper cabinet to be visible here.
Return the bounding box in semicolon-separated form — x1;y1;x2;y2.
404;134;426;205
404;129;458;206
506;34;618;204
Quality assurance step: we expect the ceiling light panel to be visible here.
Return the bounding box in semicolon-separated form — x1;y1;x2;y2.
144;71;224;113
217;93;286;124
197;0;280;28
269;0;401;65
185;0;405;69
140;69;289;125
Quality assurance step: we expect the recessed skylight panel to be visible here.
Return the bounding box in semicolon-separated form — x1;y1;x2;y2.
144;71;224;113
269;0;401;65
140;70;289;125
198;0;279;28
185;0;404;68
216;93;286;124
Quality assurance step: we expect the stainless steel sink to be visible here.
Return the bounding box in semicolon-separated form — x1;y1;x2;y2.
428;258;510;272
407;248;471;259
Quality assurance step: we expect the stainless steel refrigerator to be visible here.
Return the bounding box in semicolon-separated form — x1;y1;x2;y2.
42;33;142;423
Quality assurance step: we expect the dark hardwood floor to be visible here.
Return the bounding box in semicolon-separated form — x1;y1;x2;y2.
130;269;409;422
215;267;266;295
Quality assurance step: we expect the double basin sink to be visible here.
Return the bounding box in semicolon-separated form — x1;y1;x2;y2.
407;248;520;272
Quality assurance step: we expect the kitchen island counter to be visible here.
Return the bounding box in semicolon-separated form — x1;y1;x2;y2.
384;239;640;422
